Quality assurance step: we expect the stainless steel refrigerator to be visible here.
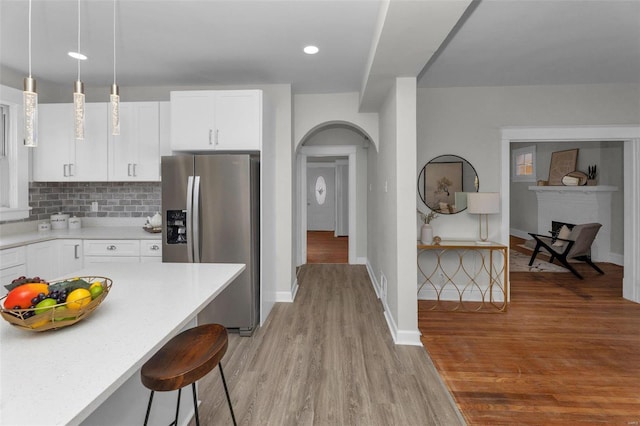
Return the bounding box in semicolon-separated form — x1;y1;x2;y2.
161;154;260;336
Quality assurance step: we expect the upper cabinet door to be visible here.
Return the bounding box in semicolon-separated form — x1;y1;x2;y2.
73;102;108;181
170;90;262;152
33;104;74;181
214;90;262;151
170;91;216;151
109;102;160;181
33;103;108;182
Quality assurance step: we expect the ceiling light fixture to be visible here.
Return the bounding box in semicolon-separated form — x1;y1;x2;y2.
23;0;38;148
110;0;119;136
73;0;85;141
303;45;319;55
68;51;87;61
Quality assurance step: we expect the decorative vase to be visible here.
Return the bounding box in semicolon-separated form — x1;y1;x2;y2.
421;223;433;245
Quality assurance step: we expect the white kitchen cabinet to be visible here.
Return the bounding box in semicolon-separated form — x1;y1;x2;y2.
26;241;59;280
59;239;83;277
170;90;262;151
0;247;26;286
140;240;162;263
33;103;109;182
108;102;161;181
83;240;140;257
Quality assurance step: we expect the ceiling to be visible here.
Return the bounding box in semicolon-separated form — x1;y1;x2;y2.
1;0;638;97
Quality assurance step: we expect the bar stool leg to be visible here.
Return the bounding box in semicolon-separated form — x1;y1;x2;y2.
219;363;237;426
144;391;154;426
170;388;182;426
191;382;200;426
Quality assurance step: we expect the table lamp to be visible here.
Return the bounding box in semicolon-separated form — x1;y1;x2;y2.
467;192;500;244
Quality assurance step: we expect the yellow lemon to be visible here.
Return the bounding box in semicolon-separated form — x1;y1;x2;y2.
66;288;92;310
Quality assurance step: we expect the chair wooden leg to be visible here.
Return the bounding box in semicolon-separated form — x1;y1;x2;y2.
528;244;542;266
558;257;583;279
586;258;605;274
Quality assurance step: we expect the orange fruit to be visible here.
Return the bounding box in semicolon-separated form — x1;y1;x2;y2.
66;288;92;310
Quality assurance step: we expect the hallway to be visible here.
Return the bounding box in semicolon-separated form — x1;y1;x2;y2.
306;231;348;264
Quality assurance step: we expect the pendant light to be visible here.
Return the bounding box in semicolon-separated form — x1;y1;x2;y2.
110;0;120;135
23;0;38;147
73;0;85;141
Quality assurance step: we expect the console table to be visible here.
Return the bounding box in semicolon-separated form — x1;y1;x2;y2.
417;241;508;312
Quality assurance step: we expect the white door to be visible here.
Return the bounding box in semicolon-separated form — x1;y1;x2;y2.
307;166;335;231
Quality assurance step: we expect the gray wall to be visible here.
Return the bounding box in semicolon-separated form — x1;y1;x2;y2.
510;141;624;254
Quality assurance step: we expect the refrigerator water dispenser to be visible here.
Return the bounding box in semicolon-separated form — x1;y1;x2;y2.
166;210;187;244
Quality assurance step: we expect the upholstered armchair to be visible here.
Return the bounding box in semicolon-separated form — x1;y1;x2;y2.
527;223;604;279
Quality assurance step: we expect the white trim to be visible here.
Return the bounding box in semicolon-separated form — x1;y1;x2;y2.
610;253;624;267
501;126;640;304
366;258;381;298
298;145;357;265
356;256;367;265
510;228;531;240
307;163;337;168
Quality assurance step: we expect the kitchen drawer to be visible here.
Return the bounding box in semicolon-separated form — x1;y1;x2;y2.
0;246;26;269
83;240;141;257
140;240;162;257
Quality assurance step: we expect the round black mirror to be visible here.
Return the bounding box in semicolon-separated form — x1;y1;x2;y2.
418;155;479;214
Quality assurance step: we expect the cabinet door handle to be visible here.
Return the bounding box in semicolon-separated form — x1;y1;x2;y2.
69;163;75;176
150;244;160;251
106;245;117;251
74;244;80;259
209;129;213;145
128;163;132;176
63;164;69;177
133;163;137;177
215;129;219;146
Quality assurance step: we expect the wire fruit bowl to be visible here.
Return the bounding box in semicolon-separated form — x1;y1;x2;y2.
0;276;112;332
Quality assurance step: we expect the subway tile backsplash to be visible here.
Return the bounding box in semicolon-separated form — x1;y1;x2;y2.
27;182;161;222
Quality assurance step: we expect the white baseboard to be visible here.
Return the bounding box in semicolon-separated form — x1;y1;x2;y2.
510;228;531;240
275;279;297;303
610;252;624;266
365;259;381;298
356;256;367;265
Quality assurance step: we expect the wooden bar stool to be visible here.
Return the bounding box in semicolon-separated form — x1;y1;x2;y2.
140;323;236;426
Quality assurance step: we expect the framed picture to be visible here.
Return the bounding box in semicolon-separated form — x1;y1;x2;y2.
548;149;578;185
424;161;463;211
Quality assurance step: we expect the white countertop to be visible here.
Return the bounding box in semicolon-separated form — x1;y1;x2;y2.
0;262;245;426
0;226;160;250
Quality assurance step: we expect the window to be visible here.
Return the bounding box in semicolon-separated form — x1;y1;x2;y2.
511;145;536;182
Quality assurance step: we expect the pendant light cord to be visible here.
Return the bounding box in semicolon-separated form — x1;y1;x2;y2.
76;0;81;81
113;0;116;85
28;0;32;78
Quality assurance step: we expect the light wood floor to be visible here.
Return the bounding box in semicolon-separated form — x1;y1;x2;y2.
420;237;640;424
193;264;464;425
307;231;348;264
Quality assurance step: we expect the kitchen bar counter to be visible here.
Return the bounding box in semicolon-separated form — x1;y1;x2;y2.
0;262;245;426
0;226;159;250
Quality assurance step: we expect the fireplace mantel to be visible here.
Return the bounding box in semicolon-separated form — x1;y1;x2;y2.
528;185;618;194
528;185;618;262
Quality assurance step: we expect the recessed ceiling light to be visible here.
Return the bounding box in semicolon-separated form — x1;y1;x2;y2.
303;45;319;55
68;51;87;60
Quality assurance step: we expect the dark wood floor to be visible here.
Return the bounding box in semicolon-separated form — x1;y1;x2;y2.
307;231;348;264
420;237;640;424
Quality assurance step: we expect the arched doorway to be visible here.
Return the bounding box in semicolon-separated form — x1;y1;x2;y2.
296;123;374;266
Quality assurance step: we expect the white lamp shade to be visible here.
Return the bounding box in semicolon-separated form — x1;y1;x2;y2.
467;192;500;214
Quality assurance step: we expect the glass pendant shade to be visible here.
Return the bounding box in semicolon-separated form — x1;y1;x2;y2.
110;84;120;135
74;80;85;140
23;77;38;147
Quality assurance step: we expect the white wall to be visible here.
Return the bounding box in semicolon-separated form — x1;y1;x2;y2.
367;77;420;345
417;84;640;244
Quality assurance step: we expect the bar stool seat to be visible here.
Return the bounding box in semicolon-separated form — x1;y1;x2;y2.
141;323;236;426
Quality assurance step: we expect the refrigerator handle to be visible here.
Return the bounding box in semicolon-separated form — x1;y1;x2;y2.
193;176;201;263
186;176;194;263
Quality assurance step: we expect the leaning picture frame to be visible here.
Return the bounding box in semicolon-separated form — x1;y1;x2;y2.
548;149;579;185
424;161;463;212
